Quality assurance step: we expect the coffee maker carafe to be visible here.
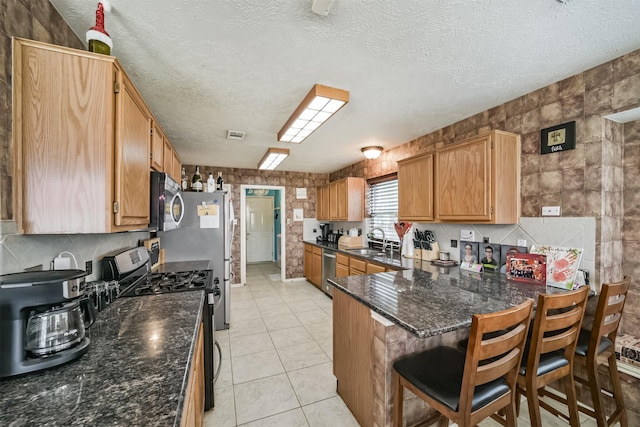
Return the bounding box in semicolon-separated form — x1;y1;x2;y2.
0;269;94;378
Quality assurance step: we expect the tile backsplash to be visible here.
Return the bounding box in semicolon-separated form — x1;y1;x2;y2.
0;222;150;281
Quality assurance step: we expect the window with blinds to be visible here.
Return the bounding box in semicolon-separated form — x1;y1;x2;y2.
368;178;399;243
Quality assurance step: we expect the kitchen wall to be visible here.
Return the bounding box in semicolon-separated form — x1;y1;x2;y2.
187;166;328;281
0;1;150;280
330;48;640;335
623;119;640;334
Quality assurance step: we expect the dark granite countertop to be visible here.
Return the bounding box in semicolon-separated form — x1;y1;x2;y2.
153;260;211;273
329;268;570;338
304;240;412;270
0;291;204;426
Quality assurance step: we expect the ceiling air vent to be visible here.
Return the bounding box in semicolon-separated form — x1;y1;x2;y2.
226;130;246;140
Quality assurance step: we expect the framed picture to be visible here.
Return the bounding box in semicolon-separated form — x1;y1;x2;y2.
530;245;583;289
499;245;528;274
459;241;479;265
506;253;546;285
480;243;501;270
541;121;576;155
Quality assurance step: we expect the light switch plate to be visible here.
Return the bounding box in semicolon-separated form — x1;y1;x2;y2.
542;206;561;216
460;229;475;241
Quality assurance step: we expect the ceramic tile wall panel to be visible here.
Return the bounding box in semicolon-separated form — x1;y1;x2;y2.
0;231;150;280
0;0;85;221
623;120;640;335
186;166;329;281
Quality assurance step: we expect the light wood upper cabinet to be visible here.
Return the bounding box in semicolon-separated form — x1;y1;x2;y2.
114;71;152;227
317;185;329;221
150;124;164;171
396;130;520;224
316;177;365;221
172;150;182;184
435;130;520;224
398;153;434;221
163;139;174;181
12;38;151;233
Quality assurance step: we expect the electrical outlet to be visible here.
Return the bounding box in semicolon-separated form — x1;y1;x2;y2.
483;237;490;243
517;239;527;247
542;206;561;216
451;239;458;248
85;260;93;275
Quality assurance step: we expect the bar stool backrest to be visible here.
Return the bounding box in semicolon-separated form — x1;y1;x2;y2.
461;299;534;416
527;287;589;376
589;277;630;359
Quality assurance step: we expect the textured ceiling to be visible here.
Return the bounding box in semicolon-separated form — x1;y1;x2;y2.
49;0;640;173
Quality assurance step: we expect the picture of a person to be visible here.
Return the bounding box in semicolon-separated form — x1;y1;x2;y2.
462;243;477;264
481;245;498;269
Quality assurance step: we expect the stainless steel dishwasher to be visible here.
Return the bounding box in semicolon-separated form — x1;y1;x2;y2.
322;248;337;296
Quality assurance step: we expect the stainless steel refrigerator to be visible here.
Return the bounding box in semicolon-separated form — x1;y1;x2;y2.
159;190;233;330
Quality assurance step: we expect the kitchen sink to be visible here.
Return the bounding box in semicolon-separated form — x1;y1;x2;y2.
346;248;386;256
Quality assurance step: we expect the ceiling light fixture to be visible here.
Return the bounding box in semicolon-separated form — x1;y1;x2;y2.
361;146;383;159
258;147;290;170
278;84;349;144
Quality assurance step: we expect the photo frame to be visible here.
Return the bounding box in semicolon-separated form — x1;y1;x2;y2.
480;243;501;271
541;121;576;155
499;245;528;274
459;241;479;265
506;253;546;285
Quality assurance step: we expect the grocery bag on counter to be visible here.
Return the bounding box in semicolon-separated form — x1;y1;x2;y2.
530;245;583;289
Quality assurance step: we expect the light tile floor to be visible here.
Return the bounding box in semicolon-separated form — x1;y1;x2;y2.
206;262;611;427
204;262;358;427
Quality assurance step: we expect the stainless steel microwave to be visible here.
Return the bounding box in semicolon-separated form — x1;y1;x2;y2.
150;172;184;231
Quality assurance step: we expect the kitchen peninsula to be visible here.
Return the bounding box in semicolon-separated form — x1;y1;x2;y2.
0;291;205;426
329;267;567;427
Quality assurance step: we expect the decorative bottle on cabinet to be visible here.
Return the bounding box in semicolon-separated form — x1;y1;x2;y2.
181;167;188;191
216;172;224;191
191;166;203;192
207;173;215;193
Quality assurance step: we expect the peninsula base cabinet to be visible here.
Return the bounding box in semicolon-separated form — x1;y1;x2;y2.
333;288;469;427
181;322;204;427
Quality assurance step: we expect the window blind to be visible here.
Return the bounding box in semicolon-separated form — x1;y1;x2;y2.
368;178;399;242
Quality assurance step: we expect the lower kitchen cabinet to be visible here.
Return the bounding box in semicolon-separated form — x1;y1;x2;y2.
366;263;386;274
181;322;204;427
304;243;323;288
336;253;350;277
333;288;373;427
348;258;366;276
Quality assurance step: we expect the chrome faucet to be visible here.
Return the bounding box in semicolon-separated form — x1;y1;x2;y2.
368;227;387;252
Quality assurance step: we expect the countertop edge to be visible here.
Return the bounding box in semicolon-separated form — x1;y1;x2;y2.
304;240;407;270
173;290;206;427
328;278;471;338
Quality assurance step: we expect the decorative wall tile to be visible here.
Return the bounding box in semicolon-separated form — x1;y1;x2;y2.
561;144;585;170
584;61;613;90
561;95;585;122
613;50;640;82
613;74;640;112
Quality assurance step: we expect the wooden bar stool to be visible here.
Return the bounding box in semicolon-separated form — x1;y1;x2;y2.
542;277;630;427
392;299;534;427
516;286;589;427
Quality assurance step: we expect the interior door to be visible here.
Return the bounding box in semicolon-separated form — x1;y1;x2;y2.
246;196;275;263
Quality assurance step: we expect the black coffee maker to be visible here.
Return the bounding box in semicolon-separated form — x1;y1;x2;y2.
0;269;95;378
318;223;332;242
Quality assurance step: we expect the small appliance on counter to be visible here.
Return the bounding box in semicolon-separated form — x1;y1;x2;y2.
327;230;343;243
0;269;95;378
317;223;332;242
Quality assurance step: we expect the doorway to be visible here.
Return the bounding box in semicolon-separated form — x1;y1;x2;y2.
246;196;274;263
240;185;286;285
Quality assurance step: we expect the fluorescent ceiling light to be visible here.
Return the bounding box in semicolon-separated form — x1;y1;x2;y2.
361;146;383;159
258;147;290;170
278;84;349;144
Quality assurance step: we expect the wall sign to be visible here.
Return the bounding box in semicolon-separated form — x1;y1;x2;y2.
540;121;576;155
